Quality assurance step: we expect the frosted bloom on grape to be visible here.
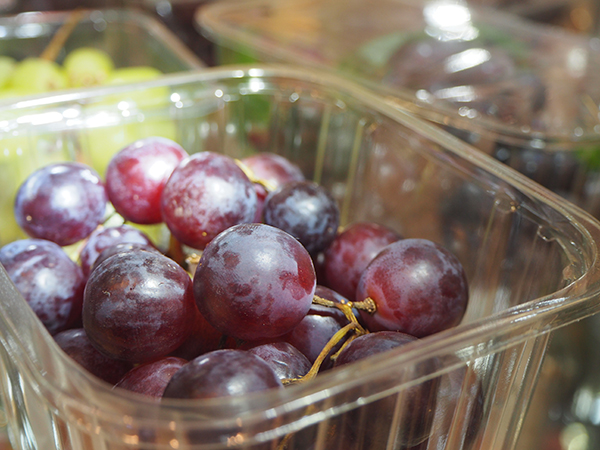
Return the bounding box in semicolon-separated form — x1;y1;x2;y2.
161;152;257;250
14;162;108;246
0;238;85;334
105;136;188;224
263;181;340;254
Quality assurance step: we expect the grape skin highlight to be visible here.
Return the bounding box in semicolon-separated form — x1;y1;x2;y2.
0;238;85;335
161;152;258;250
105;136;188;224
82;249;196;363
14;162;108;246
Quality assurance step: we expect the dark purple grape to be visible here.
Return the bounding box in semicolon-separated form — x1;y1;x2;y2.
163;349;283;399
324;222;402;301
194;223;316;341
282;286;352;369
356;239;468;338
247;342;311;380
82;249;196;363
54;328;132;384
105;137;188;224
0;238;85;334
14;162;108;246
91;242;160;274
334;331;438;448
241;152;305;190
114;356;187;397
160;152;257;250
263;180;340;254
78;224;155;277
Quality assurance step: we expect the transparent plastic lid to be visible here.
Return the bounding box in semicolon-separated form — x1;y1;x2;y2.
198;0;600;149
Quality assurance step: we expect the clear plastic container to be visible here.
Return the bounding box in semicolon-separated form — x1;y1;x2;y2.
0;7;205;245
197;0;600;217
0;8;204;73
1;65;600;450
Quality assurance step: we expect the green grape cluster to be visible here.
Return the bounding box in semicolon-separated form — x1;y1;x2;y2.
0;47;163;99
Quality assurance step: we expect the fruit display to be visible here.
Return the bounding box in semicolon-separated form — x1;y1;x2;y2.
0;134;476;447
0;66;598;450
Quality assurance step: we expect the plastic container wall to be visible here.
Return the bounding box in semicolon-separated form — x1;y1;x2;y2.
0;66;600;450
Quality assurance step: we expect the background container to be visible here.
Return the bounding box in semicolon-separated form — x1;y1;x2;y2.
0;8;204;246
0;65;600;450
197;0;600;218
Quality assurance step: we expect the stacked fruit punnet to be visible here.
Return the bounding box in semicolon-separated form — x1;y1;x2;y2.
0;136;471;447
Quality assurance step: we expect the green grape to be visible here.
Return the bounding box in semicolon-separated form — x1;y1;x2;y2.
0;134;37;245
9;57;67;94
106;66;162;85
104;66;167;108
0;56;16;89
63;47;114;88
0;88;27;101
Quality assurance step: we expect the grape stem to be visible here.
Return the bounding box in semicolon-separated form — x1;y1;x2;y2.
281;295;376;385
282;322;358;386
234;159;278;192
313;294;377;314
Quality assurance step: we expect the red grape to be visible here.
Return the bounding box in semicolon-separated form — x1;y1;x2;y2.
114;356;187;397
105;137;188;224
82;248;196;363
324;222;402;301
281;286;352;369
54;328;132;384
247;342;311;380
169;305;233;360
0;238;85;334
160;152;257;250
356;238;469;338
79;224;155;277
90;242;160;274
194;223;316;341
163;349;283;399
14;162;108;246
241;152;305;189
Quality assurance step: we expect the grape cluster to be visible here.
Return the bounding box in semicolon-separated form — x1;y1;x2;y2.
0;47;164;99
1;137;472;446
